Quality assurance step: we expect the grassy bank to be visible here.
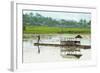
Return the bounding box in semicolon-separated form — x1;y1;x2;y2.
23;26;90;34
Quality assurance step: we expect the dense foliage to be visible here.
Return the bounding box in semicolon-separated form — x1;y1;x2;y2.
23;13;91;28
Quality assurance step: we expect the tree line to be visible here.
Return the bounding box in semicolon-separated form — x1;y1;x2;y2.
23;12;91;28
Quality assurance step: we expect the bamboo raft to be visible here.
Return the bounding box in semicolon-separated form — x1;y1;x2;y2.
34;43;91;49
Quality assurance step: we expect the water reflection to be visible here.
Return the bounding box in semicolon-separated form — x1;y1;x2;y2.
23;34;91;63
60;47;82;59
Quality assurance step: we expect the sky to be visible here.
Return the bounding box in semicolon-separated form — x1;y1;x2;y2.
23;10;91;22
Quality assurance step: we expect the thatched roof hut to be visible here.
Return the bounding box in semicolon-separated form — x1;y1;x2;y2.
75;35;82;38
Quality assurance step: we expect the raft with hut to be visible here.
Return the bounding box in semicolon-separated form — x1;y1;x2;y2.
34;35;91;49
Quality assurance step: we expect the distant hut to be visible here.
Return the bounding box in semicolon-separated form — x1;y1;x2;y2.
75;35;82;39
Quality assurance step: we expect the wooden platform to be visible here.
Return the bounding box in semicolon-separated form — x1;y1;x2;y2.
34;43;91;49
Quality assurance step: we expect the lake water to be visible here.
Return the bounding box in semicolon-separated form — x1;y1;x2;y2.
23;34;91;63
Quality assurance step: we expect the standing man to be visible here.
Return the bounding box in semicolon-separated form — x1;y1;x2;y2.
37;35;40;43
37;35;40;53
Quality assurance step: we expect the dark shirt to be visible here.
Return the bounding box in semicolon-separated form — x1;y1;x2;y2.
37;35;40;40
